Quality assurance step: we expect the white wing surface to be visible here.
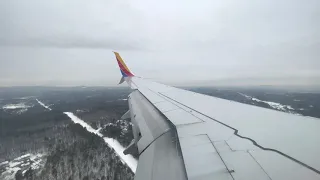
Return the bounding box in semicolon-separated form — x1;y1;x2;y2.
114;52;320;180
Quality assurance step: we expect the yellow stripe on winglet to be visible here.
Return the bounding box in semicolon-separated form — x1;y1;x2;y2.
113;52;132;73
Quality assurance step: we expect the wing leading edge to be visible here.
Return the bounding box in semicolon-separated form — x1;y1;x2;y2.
113;52;320;180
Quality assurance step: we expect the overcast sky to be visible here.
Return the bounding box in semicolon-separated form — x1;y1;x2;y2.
0;0;319;87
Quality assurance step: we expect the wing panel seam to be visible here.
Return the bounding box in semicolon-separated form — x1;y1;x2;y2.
208;134;235;180
158;92;320;175
247;151;272;180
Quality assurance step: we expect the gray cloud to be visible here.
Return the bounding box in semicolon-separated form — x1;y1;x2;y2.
0;0;148;50
0;0;319;87
0;36;144;50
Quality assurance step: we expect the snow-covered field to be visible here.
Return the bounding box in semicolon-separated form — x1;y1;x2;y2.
2;103;31;110
239;93;299;114
0;153;45;180
1;98;53;115
2;103;33;115
63;112;137;173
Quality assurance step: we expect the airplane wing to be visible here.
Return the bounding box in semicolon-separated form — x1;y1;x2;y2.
113;52;320;180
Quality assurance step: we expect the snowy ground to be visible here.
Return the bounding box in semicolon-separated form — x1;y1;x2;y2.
36;99;52;111
64;112;137;173
36;99;137;173
1;98;53;115
2;103;33;115
0;153;45;180
2;103;31;110
239;93;300;114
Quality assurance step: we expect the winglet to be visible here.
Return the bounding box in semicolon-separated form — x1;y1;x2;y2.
113;52;135;79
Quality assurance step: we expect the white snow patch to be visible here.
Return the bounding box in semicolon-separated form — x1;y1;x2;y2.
287;106;294;110
0;161;9;166
104;123;114;128
36;99;52;111
2;167;21;180
30;154;43;161
238;93;251;99
14;96;35;100
22;170;27;175
9;161;22;168
0;153;44;180
239;93;297;112
116;119;129;132
64;112;137;173
14;154;31;161
96;127;102;133
76;109;88;113
20;163;29;167
251;97;293;111
16;109;28;114
2;103;31;110
118;99;128;101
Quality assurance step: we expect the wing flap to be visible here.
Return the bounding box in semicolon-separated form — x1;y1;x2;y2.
134;131;187;180
179;135;234;180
